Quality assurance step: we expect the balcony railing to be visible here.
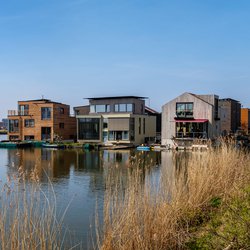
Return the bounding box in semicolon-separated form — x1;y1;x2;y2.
8;110;29;116
176;110;193;118
176;132;207;139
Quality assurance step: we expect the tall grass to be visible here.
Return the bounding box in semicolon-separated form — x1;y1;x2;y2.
97;144;250;249
0;166;78;250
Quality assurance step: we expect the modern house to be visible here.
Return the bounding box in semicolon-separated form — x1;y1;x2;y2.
8;99;76;141
219;98;241;135
241;108;250;134
162;92;221;147
74;96;156;145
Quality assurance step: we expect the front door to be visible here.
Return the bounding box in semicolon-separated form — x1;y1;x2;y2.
41;127;51;141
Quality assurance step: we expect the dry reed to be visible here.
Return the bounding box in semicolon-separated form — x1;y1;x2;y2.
97;143;250;250
0;165;78;250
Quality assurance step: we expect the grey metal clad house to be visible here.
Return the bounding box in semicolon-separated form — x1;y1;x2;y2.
161;92;221;147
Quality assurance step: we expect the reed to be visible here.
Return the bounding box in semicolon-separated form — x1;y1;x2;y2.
0;166;78;250
97;143;250;249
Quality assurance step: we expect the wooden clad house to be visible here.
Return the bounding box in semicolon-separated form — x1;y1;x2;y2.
8;99;76;141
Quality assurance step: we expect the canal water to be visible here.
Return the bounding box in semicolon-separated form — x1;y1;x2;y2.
0;138;177;249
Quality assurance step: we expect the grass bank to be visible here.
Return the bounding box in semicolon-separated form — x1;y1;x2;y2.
97;144;250;249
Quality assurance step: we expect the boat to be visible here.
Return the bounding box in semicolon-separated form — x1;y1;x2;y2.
136;145;151;151
0;141;32;149
83;143;95;150
42;143;66;149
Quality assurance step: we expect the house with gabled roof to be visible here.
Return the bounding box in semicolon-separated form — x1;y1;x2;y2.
161;92;221;147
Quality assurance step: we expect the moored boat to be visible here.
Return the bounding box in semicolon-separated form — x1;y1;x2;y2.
42;143;66;149
136;145;151;151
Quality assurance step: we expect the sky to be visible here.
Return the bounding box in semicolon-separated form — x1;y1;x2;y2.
1;0;250;118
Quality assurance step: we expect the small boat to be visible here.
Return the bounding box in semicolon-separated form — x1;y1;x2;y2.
83;143;94;150
42;143;65;149
136;145;151;151
0;141;32;149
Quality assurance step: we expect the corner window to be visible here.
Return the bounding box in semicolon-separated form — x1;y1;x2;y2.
9;120;19;132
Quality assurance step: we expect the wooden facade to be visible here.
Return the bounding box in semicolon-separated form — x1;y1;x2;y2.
241;108;250;133
8;99;76;141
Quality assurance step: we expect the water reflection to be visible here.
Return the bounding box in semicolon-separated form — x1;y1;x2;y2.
1;148;178;248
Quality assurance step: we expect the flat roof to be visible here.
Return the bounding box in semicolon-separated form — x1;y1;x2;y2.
85;96;148;100
219;98;240;103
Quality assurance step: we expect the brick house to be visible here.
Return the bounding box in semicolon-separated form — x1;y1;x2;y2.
8;99;76;141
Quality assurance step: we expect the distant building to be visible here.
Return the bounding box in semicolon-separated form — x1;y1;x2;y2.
145;106;161;143
2;119;8;130
219;98;241;135
162;92;221;146
74;96;156;145
8;99;76;141
241;108;250;134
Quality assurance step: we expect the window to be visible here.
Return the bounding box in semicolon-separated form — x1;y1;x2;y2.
90;105;110;113
103;118;108;129
78;118;100;140
108;131;129;141
59;108;64;114
18;105;29;116
24;135;34;140
139;118;141;135
114;103;134;112
41;107;52;120
24;119;35;127
59;123;64;129
176;103;193;118
127;104;133;112
9;120;19;132
143;118;146;134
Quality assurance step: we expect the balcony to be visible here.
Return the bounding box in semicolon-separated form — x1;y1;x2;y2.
176;110;194;119
8;110;29;116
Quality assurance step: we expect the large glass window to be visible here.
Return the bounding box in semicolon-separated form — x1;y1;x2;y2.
41;107;52;120
24;119;35;127
90;105;110;113
9;120;19;132
115;103;134;112
78;118;100;140
108;131;129;141
176;103;193;118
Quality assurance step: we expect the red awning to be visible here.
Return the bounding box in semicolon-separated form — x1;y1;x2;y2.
174;119;208;123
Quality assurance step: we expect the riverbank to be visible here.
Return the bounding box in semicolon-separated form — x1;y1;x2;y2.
97;144;250;249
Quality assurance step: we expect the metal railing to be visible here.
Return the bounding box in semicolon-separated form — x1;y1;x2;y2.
8;110;29;116
176;132;207;139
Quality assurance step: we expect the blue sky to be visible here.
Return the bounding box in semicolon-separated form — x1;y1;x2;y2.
1;0;250;118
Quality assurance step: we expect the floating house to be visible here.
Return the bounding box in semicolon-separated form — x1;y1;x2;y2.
162;92;221;147
74;96;156;145
8;99;76;141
